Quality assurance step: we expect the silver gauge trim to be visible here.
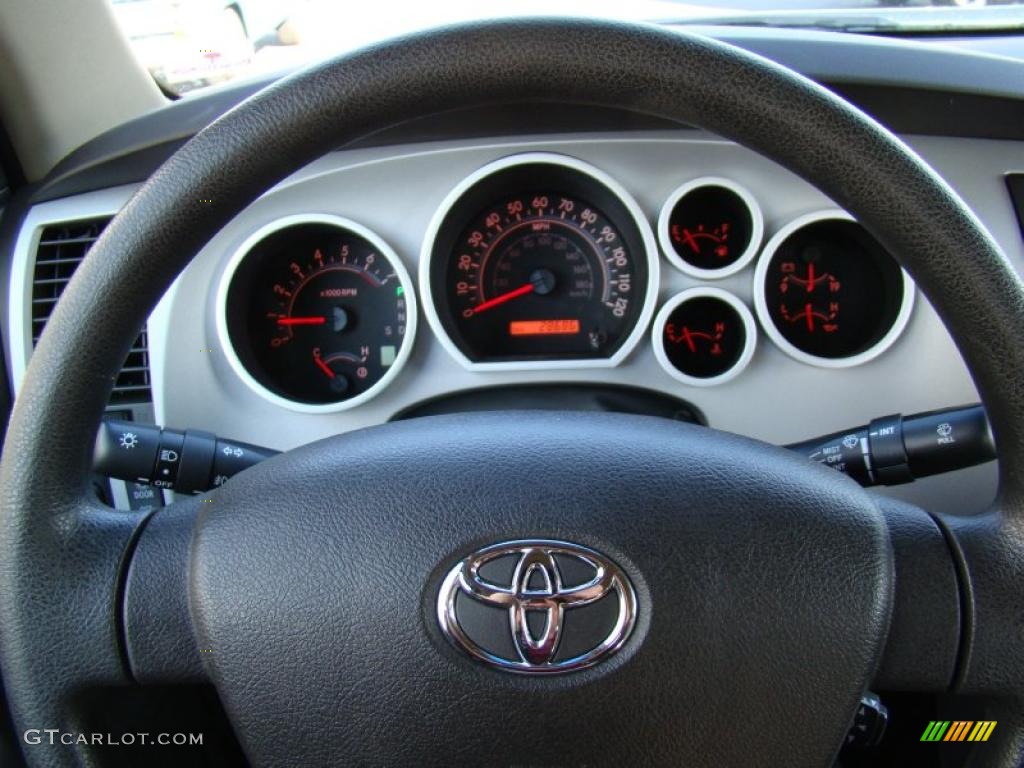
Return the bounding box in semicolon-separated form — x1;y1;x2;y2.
657;177;764;280
752;209;915;369
419;152;660;372
652;287;757;387
215;213;418;413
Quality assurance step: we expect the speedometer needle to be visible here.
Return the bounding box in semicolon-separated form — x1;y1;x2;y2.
469;283;535;316
278;316;326;326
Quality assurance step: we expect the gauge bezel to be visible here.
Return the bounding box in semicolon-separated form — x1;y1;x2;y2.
419;153;660;371
657;177;764;279
215;213;418;413
652;287;757;387
752;209;915;369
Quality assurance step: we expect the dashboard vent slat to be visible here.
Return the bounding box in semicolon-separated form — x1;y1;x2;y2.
31;217;152;405
37;236;111;247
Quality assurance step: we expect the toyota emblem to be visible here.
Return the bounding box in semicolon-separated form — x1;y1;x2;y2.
437;540;637;674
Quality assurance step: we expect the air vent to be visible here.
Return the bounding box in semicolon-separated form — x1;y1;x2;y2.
1008;175;1024;245
32;217;152;405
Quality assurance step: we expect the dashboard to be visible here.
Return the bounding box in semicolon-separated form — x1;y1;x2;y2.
217;149;916;408
5;27;1024;518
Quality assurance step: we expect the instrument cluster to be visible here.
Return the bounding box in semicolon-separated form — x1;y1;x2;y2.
218;152;914;411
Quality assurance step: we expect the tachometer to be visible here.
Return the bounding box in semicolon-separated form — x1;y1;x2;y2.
421;154;659;369
218;215;416;412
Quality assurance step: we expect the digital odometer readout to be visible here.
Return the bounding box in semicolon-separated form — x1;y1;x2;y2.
509;319;581;336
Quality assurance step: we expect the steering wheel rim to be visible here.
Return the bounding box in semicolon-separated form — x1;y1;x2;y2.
2;17;1023;766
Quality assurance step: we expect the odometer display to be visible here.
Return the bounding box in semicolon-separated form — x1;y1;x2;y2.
424;155;657;367
509;319;581;336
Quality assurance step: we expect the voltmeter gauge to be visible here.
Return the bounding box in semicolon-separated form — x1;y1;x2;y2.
218;215;417;412
658;178;763;279
652;287;757;386
753;211;913;368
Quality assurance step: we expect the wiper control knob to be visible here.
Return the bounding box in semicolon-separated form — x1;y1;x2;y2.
786;404;994;487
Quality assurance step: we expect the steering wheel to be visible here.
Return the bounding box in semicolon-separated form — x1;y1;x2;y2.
3;18;1023;767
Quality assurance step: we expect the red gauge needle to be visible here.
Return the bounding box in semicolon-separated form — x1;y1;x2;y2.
681;326;697;353
469;283;535;316
805;302;815;333
278;316;326;326
806;262;816;293
681;228;701;255
313;355;336;379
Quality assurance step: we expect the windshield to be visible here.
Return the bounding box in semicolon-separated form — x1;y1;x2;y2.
110;0;1024;96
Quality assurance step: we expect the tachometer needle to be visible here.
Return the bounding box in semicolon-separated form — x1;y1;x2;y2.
469;283;535;316
278;316;326;326
313;354;335;379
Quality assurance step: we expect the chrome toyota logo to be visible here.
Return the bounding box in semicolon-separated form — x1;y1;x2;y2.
437;540;637;674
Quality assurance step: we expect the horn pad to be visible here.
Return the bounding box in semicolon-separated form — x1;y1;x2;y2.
190;412;891;766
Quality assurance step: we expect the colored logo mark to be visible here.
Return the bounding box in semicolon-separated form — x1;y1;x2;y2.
921;721;997;742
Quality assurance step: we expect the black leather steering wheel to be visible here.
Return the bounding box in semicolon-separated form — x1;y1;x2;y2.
3;18;1023;767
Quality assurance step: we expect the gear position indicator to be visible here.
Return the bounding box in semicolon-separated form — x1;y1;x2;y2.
652;287;757;386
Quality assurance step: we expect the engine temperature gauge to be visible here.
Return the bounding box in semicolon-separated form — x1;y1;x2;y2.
219;215;417;412
754;211;913;368
658;178;764;278
652;287;757;386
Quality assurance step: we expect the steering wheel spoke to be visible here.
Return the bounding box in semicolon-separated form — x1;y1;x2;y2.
871;496;962;692
122;497;208;684
942;509;1024;697
0;500;142;752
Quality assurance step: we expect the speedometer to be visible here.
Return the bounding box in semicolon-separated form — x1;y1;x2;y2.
421;154;659;369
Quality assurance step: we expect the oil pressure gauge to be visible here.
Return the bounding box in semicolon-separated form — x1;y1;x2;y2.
652;287;757;386
218;214;416;412
753;211;913;368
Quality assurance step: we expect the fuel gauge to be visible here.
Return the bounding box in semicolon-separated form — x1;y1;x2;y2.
652;287;757;386
658;178;763;279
